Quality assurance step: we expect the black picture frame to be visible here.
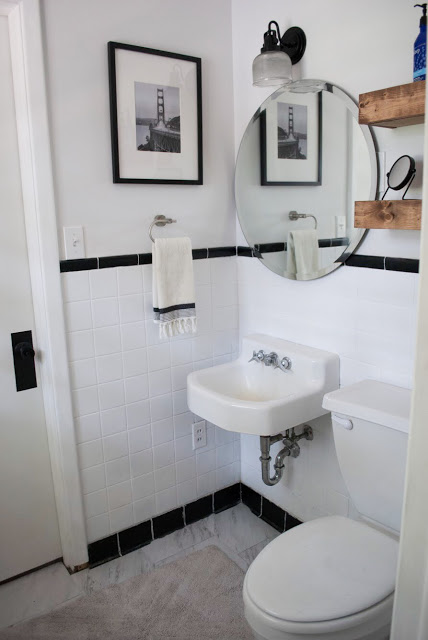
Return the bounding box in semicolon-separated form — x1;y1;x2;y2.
108;41;203;185
260;92;322;186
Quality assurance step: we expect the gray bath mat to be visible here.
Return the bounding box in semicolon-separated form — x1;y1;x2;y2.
0;545;253;639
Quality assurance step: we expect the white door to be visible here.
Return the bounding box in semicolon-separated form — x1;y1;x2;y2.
0;13;61;582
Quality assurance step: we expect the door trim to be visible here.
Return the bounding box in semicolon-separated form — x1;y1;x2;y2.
1;0;88;571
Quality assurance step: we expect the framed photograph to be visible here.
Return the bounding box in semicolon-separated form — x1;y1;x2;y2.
108;41;202;184
260;92;322;186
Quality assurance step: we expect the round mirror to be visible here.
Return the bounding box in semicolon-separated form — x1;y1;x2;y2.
235;81;377;280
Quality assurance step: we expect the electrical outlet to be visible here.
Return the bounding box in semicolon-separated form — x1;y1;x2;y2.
192;420;207;450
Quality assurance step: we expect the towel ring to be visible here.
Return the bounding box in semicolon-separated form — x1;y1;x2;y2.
149;215;177;243
289;210;318;230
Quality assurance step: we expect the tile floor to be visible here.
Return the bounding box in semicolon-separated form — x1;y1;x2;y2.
0;503;278;631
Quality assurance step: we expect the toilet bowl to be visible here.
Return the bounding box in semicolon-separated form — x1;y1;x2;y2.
243;380;410;640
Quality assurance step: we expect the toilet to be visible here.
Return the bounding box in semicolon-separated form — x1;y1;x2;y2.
243;380;411;640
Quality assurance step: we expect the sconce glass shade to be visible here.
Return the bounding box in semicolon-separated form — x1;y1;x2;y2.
252;50;292;87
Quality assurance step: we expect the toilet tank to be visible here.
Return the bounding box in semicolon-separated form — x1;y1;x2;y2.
322;380;411;533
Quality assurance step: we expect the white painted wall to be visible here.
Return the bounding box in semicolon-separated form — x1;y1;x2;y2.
232;0;422;519
41;0;236;259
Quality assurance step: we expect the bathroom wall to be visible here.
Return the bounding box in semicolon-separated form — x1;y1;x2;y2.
232;0;421;519
62;257;239;542
41;0;236;259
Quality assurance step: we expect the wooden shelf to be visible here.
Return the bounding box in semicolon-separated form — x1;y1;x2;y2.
359;81;425;128
355;200;422;230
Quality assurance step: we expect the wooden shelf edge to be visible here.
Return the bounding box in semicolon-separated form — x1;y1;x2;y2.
355;200;422;230
359;81;425;129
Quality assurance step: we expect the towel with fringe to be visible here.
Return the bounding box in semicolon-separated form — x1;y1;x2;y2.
152;237;197;338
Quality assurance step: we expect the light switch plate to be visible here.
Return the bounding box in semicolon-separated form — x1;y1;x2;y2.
64;226;85;259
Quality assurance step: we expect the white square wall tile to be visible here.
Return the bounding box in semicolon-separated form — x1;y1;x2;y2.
92;298;119;329
192;335;213;362
133;495;155;524
62;271;90;302
70;359;97;390
78;439;103;469
96;353;123;384
196;449;216;475
83;489;108;519
126;400;151;430
155;486;177;515
86;513;110;543
106;456;131;486
100;406;127;436
108;480;132;510
118;266;143;296
81;464;106;494
177;479;197;506
67;330;94;361
148;344;171;371
119;294;144;324
123;348;148;377
65;301;92;332
125;375;149;404
171;363;193;392
72;386;99;417
132;472;155;501
215;462;239;491
128;425;152;453
89;268;118;299
173;390;188;415
197;471;216;498
153;441;175;470
193;259;210;284
151;417;174;446
75;412;101;444
176;457;196;484
103;431;129;462
174;412;194;439
142;265;152;292
130;449;153;478
175;435;194;462
121;322;146;351
110;504;133;534
98;380;125;411
170;340;192;366
154;464;176;492
216;443;235;468
93;326;121;356
149;369;172;397
150;394;173;422
143;293;154;319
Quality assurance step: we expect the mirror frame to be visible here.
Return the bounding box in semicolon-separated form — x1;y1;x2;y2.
235;81;378;280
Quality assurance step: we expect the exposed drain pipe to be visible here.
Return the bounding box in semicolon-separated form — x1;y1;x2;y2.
259;426;314;486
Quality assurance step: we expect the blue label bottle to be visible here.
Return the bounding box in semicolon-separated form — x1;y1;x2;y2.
414;4;427;82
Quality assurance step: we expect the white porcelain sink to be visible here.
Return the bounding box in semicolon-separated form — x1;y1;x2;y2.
187;334;339;436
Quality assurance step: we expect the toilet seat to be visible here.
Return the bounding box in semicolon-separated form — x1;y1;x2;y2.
244;516;398;639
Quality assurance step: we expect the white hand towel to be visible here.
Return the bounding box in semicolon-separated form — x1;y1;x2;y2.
287;230;319;280
152;237;197;338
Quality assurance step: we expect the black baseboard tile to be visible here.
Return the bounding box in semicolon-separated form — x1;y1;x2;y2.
285;513;303;531
138;253;152;265
118;520;152;555
214;483;241;513
241;484;262;517
153;507;184;539
185;495;213;525
192;248;209;260
208;246;236;259
261;497;286;533
60;258;98;273
99;254;138;269
385;257;419;273
237;246;253;257
88;534;120;568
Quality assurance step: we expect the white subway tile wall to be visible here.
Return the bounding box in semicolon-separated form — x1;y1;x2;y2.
62;258;240;542
238;256;418;521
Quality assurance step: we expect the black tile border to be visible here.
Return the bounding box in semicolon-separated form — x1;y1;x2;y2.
60;247;419;274
86;482;302;569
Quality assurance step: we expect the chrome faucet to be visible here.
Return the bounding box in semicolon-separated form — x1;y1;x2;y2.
248;350;292;372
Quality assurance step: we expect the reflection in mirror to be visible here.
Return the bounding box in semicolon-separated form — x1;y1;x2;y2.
235;82;377;280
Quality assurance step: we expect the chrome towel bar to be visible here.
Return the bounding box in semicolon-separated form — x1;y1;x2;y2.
149;215;177;242
289;210;318;230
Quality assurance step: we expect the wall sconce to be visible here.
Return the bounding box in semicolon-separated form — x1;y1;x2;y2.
252;21;306;87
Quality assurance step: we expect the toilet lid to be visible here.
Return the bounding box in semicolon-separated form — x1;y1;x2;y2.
245;516;399;623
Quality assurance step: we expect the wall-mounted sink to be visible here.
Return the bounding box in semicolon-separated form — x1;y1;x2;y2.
187;334;339;436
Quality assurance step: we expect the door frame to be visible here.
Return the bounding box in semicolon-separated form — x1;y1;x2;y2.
0;0;88;572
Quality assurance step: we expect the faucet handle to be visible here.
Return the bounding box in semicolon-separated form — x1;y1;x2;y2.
249;350;265;364
277;356;292;371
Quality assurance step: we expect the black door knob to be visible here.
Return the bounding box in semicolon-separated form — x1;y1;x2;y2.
14;341;35;360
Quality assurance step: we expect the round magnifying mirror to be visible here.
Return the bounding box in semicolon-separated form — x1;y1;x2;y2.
235;81;377;280
383;155;416;200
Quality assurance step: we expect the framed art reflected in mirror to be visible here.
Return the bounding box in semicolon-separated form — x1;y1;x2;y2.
260;92;322;186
